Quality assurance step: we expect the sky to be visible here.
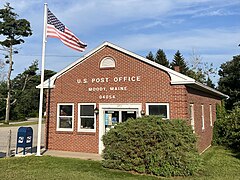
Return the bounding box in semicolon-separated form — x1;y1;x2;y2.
1;0;240;84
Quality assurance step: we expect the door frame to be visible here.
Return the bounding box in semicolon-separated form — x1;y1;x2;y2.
98;103;142;154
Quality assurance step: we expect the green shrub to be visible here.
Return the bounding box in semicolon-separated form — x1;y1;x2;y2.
213;103;227;146
102;116;202;177
213;106;240;151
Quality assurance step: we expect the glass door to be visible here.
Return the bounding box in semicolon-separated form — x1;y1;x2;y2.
104;109;137;132
121;111;136;122
104;110;119;132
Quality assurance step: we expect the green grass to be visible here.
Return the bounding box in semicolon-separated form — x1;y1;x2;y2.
0;121;44;127
199;146;240;180
0;156;159;180
0;146;239;180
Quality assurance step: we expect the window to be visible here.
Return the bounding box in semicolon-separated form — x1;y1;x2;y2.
100;57;115;69
201;104;205;131
146;103;170;119
57;103;74;131
209;104;213;127
189;104;195;132
78;103;96;132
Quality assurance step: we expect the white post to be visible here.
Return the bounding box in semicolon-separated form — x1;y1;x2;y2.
36;3;48;156
6;130;11;157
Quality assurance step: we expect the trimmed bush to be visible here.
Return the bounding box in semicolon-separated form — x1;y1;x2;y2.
102;116;202;177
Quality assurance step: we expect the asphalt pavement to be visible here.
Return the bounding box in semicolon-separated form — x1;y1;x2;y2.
0;119;45;158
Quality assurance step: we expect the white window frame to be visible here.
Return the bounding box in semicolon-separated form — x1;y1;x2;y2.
78;103;96;132
190;104;195;133
57;103;74;132
201;104;205;131
146;103;170;119
209;104;213;127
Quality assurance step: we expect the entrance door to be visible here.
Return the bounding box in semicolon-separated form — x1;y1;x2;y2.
122;111;137;122
98;103;142;154
104;109;137;132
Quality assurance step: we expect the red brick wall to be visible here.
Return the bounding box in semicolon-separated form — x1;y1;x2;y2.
186;87;221;152
45;46;219;153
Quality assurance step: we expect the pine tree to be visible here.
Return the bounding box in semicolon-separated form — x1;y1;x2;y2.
170;50;189;75
146;51;155;61
155;49;170;68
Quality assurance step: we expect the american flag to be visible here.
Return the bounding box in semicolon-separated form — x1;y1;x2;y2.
47;8;87;52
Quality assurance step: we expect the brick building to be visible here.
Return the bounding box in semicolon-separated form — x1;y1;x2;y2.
41;42;228;154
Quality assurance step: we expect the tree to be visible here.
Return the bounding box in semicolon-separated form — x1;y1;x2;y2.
188;50;217;87
206;77;215;88
10;61;39;119
0;3;32;123
170;50;189;75
0;61;39;120
155;49;170;68
218;55;240;110
0;81;7;119
0;60;56;120
146;51;154;61
146;49;170;68
214;104;240;151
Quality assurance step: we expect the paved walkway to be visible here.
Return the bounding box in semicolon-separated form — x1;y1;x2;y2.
43;150;103;161
0;118;102;161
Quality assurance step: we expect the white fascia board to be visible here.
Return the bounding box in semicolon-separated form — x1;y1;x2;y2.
194;82;229;98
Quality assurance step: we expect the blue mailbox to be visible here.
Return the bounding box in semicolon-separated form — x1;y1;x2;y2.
16;127;33;155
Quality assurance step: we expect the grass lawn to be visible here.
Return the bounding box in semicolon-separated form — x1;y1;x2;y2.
0;120;44;127
0;146;239;180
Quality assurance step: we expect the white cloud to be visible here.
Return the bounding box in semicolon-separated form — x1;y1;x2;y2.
1;0;240;78
114;27;240;52
193;9;240;17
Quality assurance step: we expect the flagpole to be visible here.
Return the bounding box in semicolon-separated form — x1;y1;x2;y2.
36;3;48;156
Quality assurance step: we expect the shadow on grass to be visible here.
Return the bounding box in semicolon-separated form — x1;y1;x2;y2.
15;145;45;155
231;149;240;159
0;152;6;158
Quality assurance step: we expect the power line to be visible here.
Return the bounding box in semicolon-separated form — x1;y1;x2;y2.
9;54;81;58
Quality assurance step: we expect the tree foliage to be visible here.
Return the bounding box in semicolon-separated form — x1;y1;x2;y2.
170;50;189;75
0;81;7;119
0;3;32;123
187;51;217;87
213;104;240;151
146;51;154;61
0;3;32;47
0;60;56;120
102;116;202;177
146;49;216;88
218;55;240;110
171;49;216;88
146;49;170;68
155;49;170;68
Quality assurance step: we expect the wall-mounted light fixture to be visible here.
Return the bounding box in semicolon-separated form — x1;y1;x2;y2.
140;110;145;116
94;107;99;114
